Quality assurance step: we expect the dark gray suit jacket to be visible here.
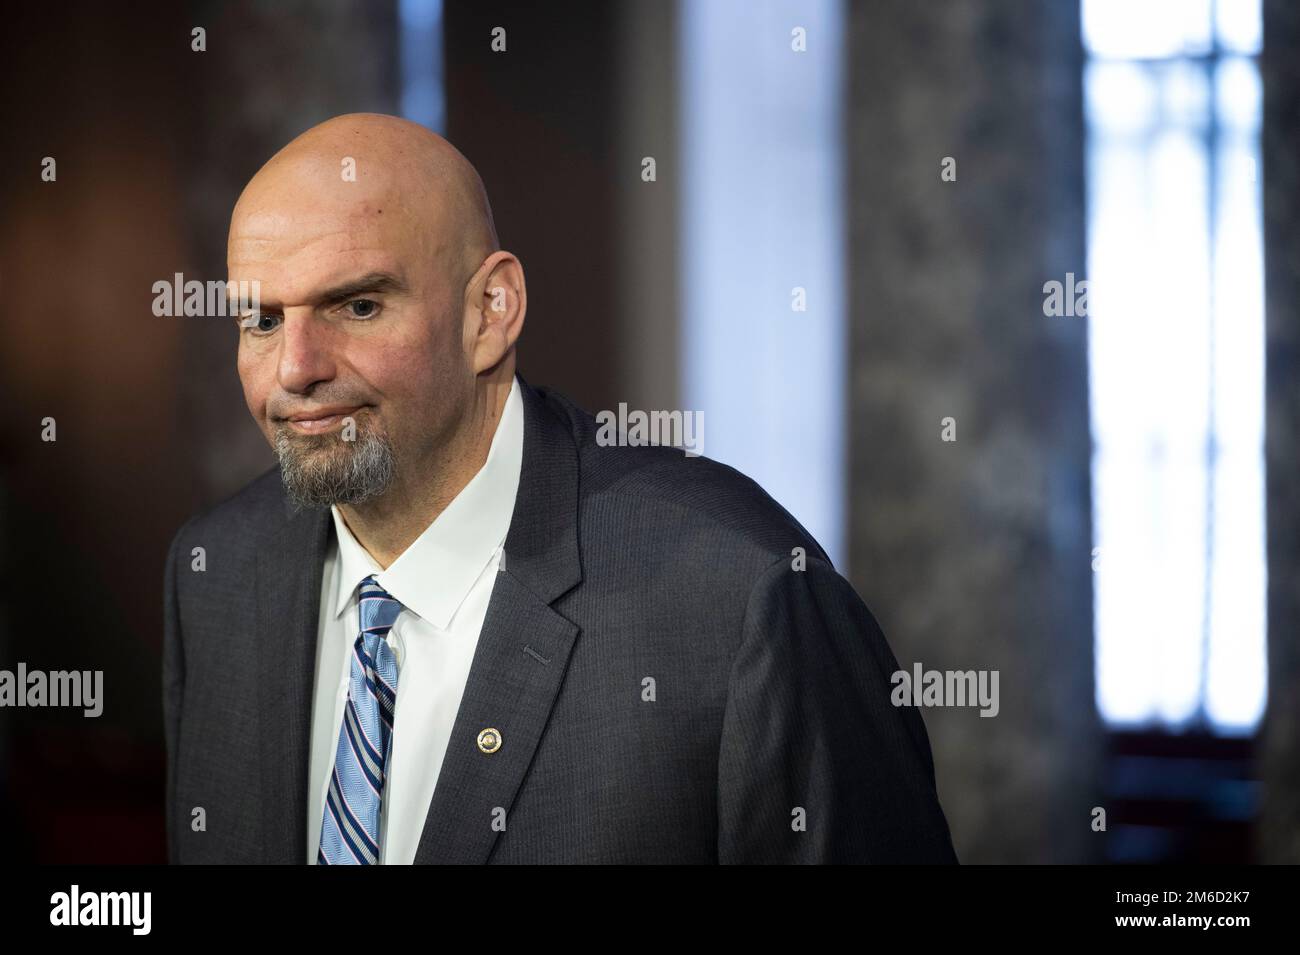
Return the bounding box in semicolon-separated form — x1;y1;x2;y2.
163;376;958;863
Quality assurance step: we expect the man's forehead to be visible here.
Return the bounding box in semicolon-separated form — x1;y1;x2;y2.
228;197;416;276
230;198;406;247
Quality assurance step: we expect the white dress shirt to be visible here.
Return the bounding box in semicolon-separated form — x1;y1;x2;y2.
306;376;524;864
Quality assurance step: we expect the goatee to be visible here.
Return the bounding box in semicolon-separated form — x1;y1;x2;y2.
275;425;396;510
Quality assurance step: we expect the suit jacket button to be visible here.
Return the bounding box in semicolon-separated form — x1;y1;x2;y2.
477;728;502;754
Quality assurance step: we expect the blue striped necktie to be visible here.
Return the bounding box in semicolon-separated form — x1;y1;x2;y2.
318;575;403;865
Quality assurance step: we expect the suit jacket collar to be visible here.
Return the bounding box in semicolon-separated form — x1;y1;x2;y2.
254;373;583;863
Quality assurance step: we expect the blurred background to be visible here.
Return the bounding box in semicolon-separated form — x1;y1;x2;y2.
0;0;1296;864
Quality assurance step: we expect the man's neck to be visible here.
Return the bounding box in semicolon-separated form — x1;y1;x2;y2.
337;372;513;569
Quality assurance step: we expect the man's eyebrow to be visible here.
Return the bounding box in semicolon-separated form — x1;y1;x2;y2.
315;271;408;306
225;271;409;315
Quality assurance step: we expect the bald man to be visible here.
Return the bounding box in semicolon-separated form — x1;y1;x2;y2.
162;113;957;865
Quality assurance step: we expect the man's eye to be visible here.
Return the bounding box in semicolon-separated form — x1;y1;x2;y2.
345;299;380;319
240;313;282;334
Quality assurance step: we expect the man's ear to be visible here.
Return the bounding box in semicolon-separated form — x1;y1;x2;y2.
465;250;526;374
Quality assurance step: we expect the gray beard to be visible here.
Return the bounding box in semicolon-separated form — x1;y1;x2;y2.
275;426;396;510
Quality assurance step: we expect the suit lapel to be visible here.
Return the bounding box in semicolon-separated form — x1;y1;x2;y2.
413;376;583;863
255;500;331;864
410;575;579;863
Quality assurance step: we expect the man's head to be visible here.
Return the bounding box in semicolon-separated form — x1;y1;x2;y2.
228;113;525;510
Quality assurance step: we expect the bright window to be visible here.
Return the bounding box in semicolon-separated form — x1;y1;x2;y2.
1084;0;1266;732
679;0;847;568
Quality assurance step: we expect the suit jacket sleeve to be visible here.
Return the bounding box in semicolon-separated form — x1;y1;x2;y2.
716;554;958;863
162;517;192;865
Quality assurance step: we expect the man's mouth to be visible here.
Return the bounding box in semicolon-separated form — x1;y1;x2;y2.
281;405;364;435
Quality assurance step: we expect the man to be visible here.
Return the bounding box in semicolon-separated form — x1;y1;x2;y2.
163;113;957;864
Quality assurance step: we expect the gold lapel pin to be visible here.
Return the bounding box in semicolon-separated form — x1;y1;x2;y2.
477;728;502;754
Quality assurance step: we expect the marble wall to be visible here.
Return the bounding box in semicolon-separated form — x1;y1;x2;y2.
846;0;1101;862
1260;0;1300;865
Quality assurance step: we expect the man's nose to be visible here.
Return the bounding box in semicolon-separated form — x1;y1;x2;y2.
276;310;338;394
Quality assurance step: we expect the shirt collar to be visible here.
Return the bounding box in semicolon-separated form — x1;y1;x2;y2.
329;375;524;630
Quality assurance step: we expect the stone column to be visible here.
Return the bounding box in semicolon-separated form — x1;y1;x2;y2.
1259;0;1300;865
846;0;1099;862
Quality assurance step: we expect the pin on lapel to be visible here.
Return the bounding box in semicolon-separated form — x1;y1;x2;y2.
477;727;502;754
